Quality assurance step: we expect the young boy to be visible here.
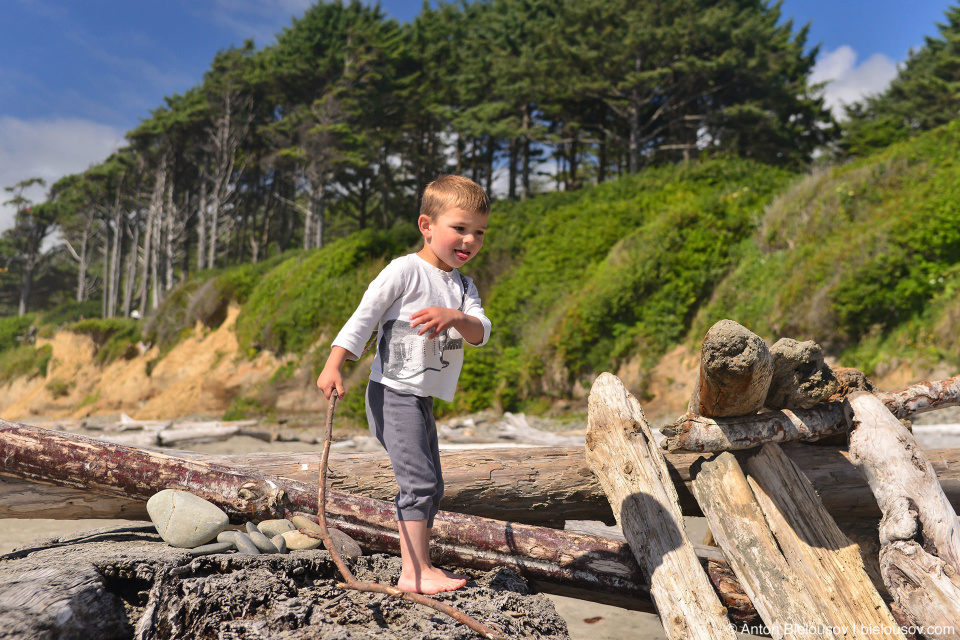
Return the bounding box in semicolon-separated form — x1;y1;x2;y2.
316;174;491;595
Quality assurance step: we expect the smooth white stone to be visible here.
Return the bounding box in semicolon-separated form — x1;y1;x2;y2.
146;489;229;548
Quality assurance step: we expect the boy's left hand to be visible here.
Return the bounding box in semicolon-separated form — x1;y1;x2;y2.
410;307;462;339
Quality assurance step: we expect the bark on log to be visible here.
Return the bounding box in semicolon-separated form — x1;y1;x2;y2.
0;418;652;612
688;319;772;417
846;392;960;637
692;451;832;639
5;438;960;530
586;372;736;639
663;373;960;452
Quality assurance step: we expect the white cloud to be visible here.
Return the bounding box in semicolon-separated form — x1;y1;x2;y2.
811;46;899;119
0;117;125;231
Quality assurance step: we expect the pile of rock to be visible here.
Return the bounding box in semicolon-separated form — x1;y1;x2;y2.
145;488;361;558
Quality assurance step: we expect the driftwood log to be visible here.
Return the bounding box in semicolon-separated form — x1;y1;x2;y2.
586;372;736;639
0;419;655;613
693;452;833;638
663;373;960;452
746;444;904;637
5;436;960;529
847;392;960;637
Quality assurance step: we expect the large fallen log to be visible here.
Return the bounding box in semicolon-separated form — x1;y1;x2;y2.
0;418;661;614
847;391;960;637
4;433;960;528
586;373;736;639
662;373;960;452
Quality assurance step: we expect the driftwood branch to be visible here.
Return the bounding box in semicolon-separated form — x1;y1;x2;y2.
847;392;960;637
663;373;960;452
316;394;503;639
586;373;736;639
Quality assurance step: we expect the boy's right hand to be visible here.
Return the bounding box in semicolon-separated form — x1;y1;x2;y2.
316;366;345;400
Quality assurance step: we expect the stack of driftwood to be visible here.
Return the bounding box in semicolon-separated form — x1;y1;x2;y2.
2;317;960;638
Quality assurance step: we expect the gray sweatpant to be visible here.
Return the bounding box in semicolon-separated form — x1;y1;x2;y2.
365;380;444;526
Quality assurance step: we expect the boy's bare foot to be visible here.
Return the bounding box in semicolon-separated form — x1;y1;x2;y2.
397;565;468;595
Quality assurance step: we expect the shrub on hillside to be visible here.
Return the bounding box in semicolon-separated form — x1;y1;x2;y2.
144;250;302;354
40;300;102;326
236;226;419;356
66;318;142;364
0;344;52;383
695;120;960;374
0;315;36;353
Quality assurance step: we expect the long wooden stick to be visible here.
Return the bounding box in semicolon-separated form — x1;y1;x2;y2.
315;393;503;639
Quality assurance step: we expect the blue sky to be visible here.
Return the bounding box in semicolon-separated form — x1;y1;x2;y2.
1;0;956;229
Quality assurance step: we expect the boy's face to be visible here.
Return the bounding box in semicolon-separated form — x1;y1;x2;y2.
417;206;488;272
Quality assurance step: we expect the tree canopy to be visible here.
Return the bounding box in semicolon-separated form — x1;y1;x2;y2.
2;0;833;318
841;2;960;156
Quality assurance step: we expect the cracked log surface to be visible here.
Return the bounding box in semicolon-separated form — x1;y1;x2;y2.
0;526;568;640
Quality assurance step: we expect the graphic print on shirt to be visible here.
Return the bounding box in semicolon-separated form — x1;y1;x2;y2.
378;319;463;381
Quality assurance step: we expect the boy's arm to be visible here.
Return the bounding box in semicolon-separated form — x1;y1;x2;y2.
316;345;357;399
409;308;486;345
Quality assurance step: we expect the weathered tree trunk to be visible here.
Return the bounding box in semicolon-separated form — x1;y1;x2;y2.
663;373;960;452
689;319;772;417
585;373;736;638
5;437;960;530
745;444;904;637
847;392;960;637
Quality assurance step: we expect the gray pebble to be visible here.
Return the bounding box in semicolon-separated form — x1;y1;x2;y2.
257;519;296;538
248;529;280;554
188;542;235;557
245;521;261;535
271;534;288;554
233;531;261;555
217;530;239;545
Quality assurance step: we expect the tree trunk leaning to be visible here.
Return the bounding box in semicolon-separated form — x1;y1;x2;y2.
692;452;831;639
846;391;960;637
586;372;737;639
744;444;905;638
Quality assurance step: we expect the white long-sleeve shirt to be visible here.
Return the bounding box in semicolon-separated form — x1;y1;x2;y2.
332;254;491;402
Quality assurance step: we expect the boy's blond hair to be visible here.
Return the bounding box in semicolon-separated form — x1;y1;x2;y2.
420;175;490;221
